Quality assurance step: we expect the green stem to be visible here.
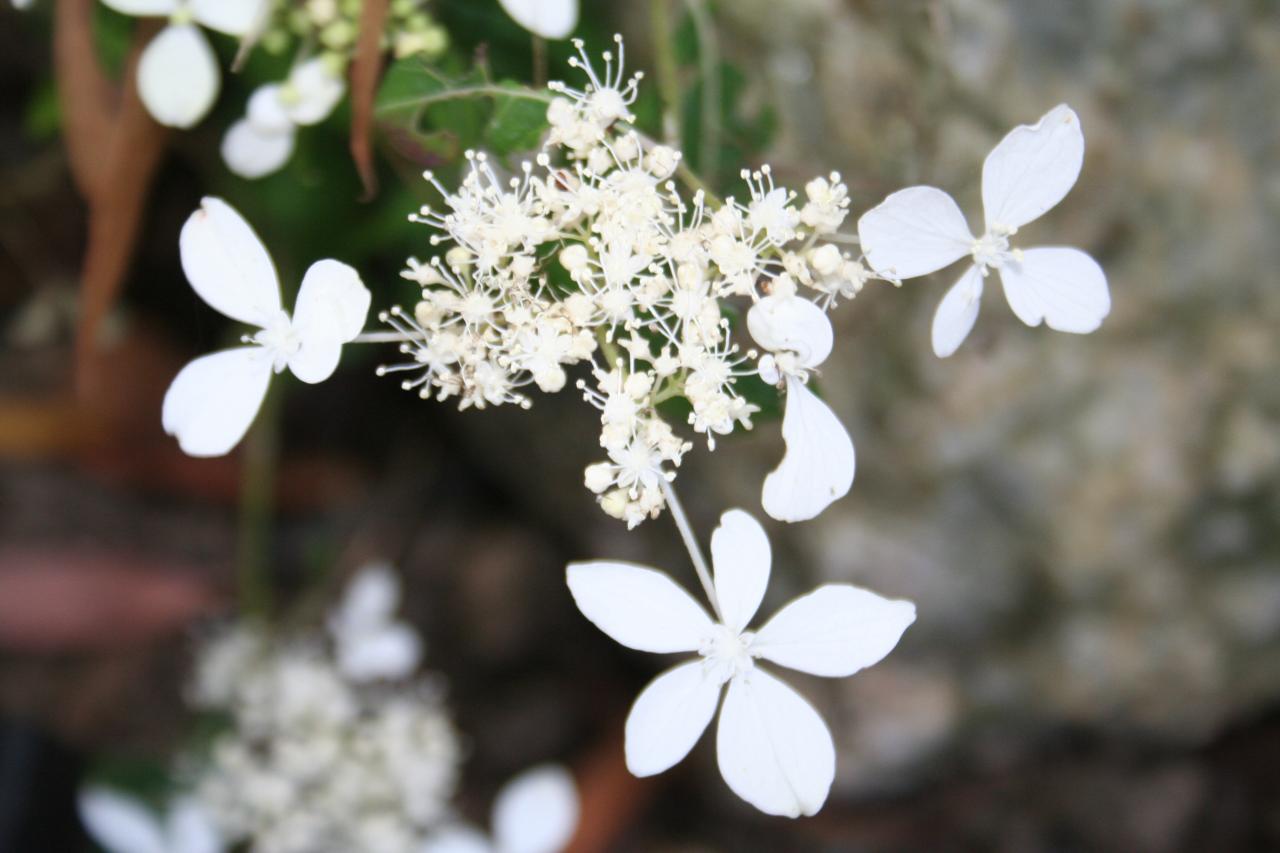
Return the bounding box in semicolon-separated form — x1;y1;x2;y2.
685;0;720;182
650;0;682;145
236;386;280;619
531;35;547;88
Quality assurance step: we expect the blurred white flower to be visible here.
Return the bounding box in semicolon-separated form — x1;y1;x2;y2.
328;562;423;682
420;764;579;853
498;0;578;40
858;104;1110;357
99;0;270;128
567;509;915;817
223;57;348;179
79;788;221;853
748;294;855;522
162;197;370;457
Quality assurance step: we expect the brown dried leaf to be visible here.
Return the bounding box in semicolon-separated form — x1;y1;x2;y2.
350;0;390;200
53;0;116;200
70;24;169;398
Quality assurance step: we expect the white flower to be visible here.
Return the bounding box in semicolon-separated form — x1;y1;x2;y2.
223;57;348;179
328;562;423;683
162;197;370;457
748;295;855;522
857;104;1110;357
497;0;578;40
567;509;915;817
100;0;270;128
419;765;579;853
79;788;221;853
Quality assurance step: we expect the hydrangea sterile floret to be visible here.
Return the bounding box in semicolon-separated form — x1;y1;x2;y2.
222;56;348;179
566;509;915;817
328;562;424;683
497;0;578;41
100;0;271;128
857;104;1111;357
419;764;579;853
79;788;221;853
748;288;855;523
162;197;370;457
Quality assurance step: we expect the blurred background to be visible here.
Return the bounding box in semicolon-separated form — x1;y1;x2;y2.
2;0;1279;850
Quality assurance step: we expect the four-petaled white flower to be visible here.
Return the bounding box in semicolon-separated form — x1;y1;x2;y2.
100;0;270;128
328;562;424;683
79;787;221;853
567;509;915;817
498;0;578;40
222;57;348;179
420;764;579;853
857;104;1111;357
748;292;855;522
162;197;371;457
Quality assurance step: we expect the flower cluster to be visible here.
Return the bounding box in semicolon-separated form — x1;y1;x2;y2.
223;0;450;179
187;565;461;853
382;37;873;528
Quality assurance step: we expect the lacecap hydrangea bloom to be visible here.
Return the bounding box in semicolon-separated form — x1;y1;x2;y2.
380;37;871;527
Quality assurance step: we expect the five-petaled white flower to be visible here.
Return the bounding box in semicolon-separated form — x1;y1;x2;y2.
162;197;371;457
100;0;270;129
857;104;1111;357
79;787;221;853
497;0;578;40
748;292;855;522
567;509;915;817
222;57;348;179
419;764;579;853
328;562;424;683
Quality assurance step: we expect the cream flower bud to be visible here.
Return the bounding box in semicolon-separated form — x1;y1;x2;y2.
809;243;842;277
560;244;590;270
584;462;614;493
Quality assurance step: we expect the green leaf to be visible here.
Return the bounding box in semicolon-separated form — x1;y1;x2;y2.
486;83;550;155
376;58;551;160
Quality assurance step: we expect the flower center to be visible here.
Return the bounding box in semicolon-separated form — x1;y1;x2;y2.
253;311;301;372
700;624;757;683
971;226;1020;271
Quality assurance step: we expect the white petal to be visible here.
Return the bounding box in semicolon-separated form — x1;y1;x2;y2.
982;104;1085;232
746;295;833;368
856;186;974;280
333;562;400;630
137;24;220;128
78;789;167;853
165;797;221;853
419;826;493;853
931;264;984;358
715;668;835;818
292;259;371;342
282;59;347;126
624;660;722;777
566;561;714;654
762;377;855;523
336;626;422;682
98;0;175;16
754;584;916;678
247;84;294;133
998;246;1110;334
179;197;281;326
286;259;370;384
162;347;272;457
191;0;269;36
710;509;771;633
491;765;579;853
498;0;579;39
222;118;295;179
